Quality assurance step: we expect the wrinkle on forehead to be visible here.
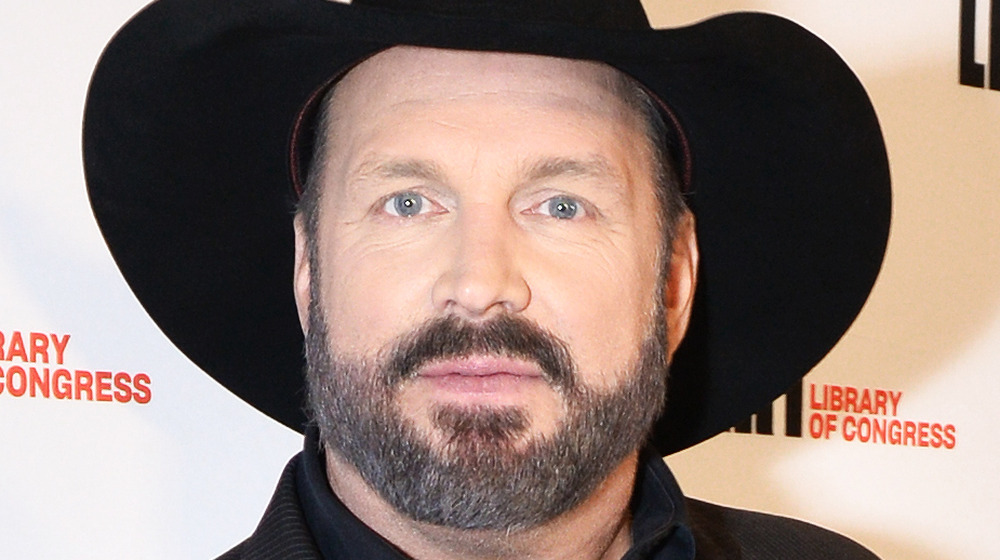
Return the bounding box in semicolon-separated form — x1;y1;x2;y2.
328;46;634;124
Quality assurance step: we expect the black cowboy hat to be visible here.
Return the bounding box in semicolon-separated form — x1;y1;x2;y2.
83;0;890;454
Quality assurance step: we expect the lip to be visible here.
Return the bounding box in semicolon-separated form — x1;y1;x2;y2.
415;356;546;396
417;356;544;379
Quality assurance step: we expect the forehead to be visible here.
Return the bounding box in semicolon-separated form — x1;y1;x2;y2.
323;46;639;138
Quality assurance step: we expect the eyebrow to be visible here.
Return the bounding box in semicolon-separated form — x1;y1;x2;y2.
349;154;624;190
352;158;447;183
522;155;623;184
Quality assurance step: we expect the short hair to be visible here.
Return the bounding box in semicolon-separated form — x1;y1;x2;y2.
608;71;688;247
296;64;688;263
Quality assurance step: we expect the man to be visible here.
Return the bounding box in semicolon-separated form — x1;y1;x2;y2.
84;0;891;558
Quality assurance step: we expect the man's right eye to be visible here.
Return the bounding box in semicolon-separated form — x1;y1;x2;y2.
544;195;580;220
383;191;429;217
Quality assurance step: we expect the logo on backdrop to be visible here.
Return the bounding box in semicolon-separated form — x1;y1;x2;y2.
732;380;957;450
960;0;999;89
0;329;151;404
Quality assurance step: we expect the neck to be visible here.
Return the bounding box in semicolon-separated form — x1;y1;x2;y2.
324;449;640;560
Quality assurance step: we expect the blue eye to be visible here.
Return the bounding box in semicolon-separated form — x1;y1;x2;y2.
546;196;579;220
385;192;425;217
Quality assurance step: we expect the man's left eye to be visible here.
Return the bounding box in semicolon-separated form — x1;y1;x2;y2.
384;191;430;217
540;195;581;220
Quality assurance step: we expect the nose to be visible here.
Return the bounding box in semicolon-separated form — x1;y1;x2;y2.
431;205;531;318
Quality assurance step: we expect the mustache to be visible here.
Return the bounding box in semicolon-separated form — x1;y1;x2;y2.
384;314;577;393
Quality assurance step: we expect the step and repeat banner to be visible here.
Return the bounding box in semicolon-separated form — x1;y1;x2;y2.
2;1;997;558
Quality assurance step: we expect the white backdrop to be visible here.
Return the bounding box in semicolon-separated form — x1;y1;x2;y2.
2;1;997;558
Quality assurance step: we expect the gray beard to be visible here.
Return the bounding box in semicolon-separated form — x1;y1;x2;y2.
305;301;668;532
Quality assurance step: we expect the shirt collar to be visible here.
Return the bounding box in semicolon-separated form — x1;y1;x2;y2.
625;447;696;559
297;428;695;559
297;427;407;559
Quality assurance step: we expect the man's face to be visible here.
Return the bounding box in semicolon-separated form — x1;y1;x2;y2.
294;47;697;529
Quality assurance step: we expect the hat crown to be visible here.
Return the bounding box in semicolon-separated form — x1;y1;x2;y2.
353;0;651;30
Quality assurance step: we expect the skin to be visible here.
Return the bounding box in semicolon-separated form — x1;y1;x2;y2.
292;46;699;560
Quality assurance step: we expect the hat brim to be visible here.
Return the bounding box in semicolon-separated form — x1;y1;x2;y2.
84;0;890;454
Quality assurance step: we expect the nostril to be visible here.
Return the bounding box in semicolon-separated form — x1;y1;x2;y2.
431;260;531;317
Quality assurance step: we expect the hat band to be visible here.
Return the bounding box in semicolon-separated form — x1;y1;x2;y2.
352;0;651;30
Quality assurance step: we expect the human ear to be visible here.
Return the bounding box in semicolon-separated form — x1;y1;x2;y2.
664;211;698;362
292;213;312;334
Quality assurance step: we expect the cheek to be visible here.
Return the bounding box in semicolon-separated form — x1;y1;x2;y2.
527;238;661;389
314;229;438;355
